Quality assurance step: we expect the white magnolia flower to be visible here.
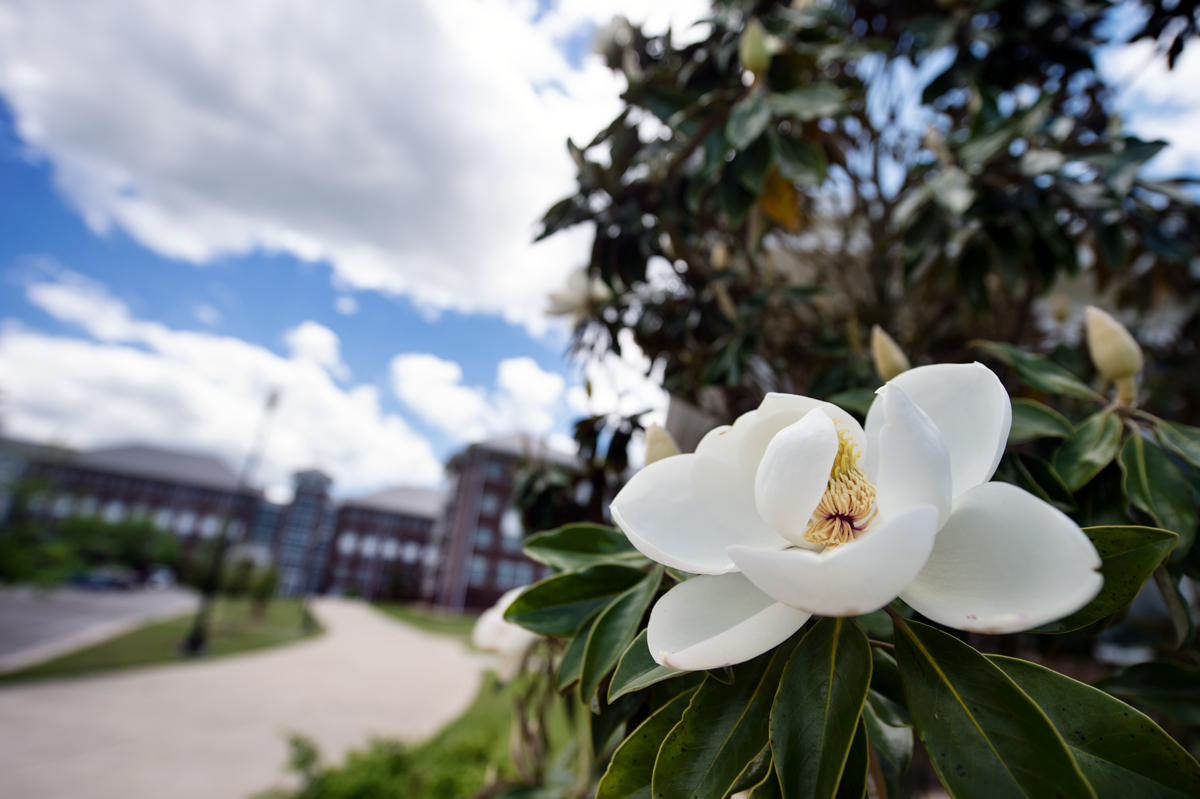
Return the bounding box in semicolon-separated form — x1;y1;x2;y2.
546;267;611;323
472;587;540;682
610;363;1103;671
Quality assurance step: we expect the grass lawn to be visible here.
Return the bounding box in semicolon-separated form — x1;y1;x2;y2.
0;597;319;684
373;602;479;640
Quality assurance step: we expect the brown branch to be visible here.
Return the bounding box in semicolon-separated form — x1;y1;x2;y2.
868;639;895;653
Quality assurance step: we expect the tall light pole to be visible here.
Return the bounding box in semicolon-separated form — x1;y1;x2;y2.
180;388;280;656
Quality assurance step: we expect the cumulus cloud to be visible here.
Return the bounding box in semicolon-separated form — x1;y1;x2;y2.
334;296;359;316
1;271;443;496
0;0;707;326
284;320;349;380
390;352;567;443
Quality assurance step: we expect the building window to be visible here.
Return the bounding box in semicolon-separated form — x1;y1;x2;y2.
338;531;358;556
496;559;517;589
199;514;221;538
52;495;75;518
402;542;420;563
153;508;173;529
500;509;523;551
485;459;506;481
361;535;379;558
382;538;399;561
174;510;196;536
480;492;500;516
468;555;489;587
102;500;126;523
228;519;246;540
79;496;99;517
514;562;534;587
473;526;494;549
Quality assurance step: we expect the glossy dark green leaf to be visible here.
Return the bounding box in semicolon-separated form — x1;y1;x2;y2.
726;89;771;150
833;718;869;799
652;629;804;799
869;648;906;710
862;689;912;773
581;567;662;705
1009;398;1074;444
975;341;1101;401
750;770;783;799
893;617;1095;798
1095;661;1200;726
557;609;601;692
1153;567;1195;650
771;130;827;185
593;688;645;759
1118;434;1198;559
772;618;872;799
1032;525;1176;633
768;83;846;121
1056;412;1124;492
1009;452;1077;512
855;609;892;643
523;524;645;572
826;388;877;419
1156;421;1200;468
992;656;1200;798
596;687;695;799
610;629;684;702
505;564;647;636
729;745;773;794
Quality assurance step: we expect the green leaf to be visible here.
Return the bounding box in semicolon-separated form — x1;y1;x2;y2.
1005;452;1076;513
581;567;663;704
1032;525;1176;633
1095;661;1200;726
523;524;645;572
610;629;684;702
1156;421;1200;468
827;388;877;418
833;718;869;799
1153;566;1195;650
771;618;872;799
750;770;783;799
1055;412;1124;492
771;131;827;185
768;84;846;121
869;648;906;710
1009;398;1074;444
862;690;912;774
596;687;695;799
652;629;805;799
975;341;1101;401
557;609;601;692
505;564;647;636
726;89;771;150
1118;434;1199;558
992;656;1200;798
593;688;645;759
893;617;1096;799
729;745;773;794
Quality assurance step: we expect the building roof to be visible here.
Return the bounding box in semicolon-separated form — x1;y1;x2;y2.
70;445;246;492
467;433;581;469
342;486;445;519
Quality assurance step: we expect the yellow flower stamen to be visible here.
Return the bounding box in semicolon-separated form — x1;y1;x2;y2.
804;427;878;548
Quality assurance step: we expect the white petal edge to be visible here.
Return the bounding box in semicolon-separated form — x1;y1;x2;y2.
729;505;940;617
866;363;1011;497
611;453;789;574
754;409;839;547
739;393;867;480
646;573;810;670
874;385;953;529
900;482;1103;634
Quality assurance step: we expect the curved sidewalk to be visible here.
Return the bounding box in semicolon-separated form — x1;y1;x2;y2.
0;598;483;799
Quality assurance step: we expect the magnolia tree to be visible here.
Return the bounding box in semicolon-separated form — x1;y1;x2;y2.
469;1;1200;797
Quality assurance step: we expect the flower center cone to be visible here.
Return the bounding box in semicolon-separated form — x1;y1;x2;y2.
804;428;877;548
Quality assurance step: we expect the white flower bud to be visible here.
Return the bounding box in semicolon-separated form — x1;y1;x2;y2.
644;424;681;465
871;325;911;381
738;18;772;75
1085;306;1142;405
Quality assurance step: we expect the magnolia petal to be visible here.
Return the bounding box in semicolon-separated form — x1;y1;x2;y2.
874;385;953;529
900;482;1103;634
611;453;788;574
739;393;867;479
729;505;940;617
866;363;1010;497
647;573;811;670
754;409;839;547
695;423;738;466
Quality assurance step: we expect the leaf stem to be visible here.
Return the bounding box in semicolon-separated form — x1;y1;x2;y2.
868;639;895;653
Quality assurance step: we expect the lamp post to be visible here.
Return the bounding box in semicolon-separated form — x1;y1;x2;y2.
180;388;279;656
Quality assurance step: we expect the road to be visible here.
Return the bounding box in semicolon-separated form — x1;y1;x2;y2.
0;598;483;799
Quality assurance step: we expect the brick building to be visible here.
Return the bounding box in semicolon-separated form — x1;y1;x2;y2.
321;486;443;600
424;435;575;613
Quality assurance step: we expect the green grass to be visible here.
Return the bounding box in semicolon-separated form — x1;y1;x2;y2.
373;602;479;640
0;597;320;684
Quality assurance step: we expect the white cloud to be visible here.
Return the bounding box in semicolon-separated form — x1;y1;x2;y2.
2;272;443;496
567;328;668;424
334;295;359;316
193;303;220;325
0;0;707;326
389;352;566;443
284;320;349;380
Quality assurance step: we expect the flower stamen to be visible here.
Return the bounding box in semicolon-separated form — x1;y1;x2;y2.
804;427;877;548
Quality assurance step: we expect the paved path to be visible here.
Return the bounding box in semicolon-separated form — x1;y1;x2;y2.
0;586;198;673
0;598;483;799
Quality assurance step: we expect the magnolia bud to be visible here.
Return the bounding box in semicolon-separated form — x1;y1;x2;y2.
1085;306;1142;405
644;424;681;466
738;18;772;75
711;240;730;271
871;325;911;382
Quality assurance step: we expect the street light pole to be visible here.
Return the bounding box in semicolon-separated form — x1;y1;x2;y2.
180;388;280;656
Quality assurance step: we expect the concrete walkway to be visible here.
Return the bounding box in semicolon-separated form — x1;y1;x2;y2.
0;598;483;799
0;586;198;673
